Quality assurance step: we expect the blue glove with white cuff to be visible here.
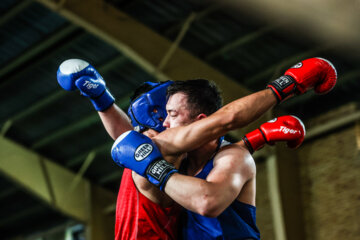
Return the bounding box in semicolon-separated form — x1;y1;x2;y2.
57;59;115;111
111;130;178;191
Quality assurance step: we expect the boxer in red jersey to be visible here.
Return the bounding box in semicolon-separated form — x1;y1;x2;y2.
110;82;183;240
57;60;182;239
115;167;181;239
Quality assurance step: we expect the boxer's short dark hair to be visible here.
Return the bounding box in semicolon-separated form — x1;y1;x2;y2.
167;79;222;118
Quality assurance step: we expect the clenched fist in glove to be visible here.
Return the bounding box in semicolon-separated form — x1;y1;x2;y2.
57;59;115;111
111;130;178;191
242;115;306;154
267;57;337;103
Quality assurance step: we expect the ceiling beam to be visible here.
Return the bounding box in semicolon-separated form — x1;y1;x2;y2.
36;0;252;104
0;27;85;90
67;142;113;168
0;136;115;223
0;187;18;199
31;93;131;150
0;90;66;137
36;0;257;141
156;12;197;72
99;170;123;185
0;24;79;78
31;113;99;150
1;55;127;137
0;205;45;227
164;3;219;37
0;0;34;26
205;25;278;61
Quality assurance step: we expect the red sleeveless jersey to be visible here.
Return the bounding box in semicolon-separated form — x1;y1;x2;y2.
115;168;182;240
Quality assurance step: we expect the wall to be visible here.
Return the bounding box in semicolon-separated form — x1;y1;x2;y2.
256;159;276;240
298;124;360;239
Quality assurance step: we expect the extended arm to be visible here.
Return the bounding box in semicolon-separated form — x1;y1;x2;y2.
155;57;336;156
155;89;276;156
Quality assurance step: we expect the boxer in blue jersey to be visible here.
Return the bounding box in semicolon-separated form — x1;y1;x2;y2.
112;82;306;240
57;58;336;239
112;58;336;239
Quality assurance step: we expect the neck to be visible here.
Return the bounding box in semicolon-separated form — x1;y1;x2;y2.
187;139;219;176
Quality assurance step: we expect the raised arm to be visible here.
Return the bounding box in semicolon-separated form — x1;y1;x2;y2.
98;105;133;140
57;59;133;140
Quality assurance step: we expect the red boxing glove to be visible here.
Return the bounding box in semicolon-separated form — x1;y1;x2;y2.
267;57;337;102
242;115;305;154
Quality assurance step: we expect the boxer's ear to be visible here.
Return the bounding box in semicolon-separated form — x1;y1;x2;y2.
195;113;207;120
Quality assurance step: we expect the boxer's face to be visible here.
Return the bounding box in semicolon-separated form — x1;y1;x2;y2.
163;92;195;129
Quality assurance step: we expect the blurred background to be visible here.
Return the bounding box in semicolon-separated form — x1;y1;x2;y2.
0;0;359;239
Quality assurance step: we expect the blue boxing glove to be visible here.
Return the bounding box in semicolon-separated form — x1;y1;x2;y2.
57;59;115;111
111;130;178;191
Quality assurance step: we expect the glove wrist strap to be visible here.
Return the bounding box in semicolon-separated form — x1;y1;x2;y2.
267;75;296;103
242;136;254;154
90;89;115;111
243;129;266;154
146;159;178;191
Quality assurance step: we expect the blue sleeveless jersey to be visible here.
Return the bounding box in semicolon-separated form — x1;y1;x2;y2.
182;142;260;240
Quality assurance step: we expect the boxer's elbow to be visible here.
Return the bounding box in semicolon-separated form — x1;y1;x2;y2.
195;193;224;218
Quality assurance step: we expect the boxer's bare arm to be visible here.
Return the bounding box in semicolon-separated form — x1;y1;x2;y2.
155;89;276;157
98;104;133;140
164;144;255;217
132;171;175;206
